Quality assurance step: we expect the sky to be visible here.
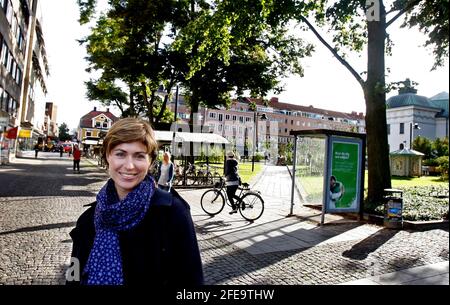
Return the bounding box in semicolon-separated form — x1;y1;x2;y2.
40;0;449;131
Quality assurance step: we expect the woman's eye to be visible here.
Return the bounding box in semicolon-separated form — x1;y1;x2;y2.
136;154;147;160
115;152;125;157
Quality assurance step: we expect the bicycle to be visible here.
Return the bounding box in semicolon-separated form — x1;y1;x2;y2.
200;178;264;221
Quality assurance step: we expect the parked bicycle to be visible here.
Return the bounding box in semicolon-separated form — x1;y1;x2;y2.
200;178;264;221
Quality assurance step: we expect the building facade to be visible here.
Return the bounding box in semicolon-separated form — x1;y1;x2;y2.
167;95;366;156
386;79;449;152
77;107;118;148
0;0;49;162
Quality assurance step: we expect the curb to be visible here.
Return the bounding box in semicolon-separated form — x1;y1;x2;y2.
362;213;449;230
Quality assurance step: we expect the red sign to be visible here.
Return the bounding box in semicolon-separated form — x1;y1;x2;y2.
5;126;18;139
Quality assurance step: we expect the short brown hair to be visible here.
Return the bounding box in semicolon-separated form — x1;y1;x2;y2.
102;117;158;166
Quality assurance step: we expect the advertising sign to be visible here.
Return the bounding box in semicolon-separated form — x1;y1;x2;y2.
18;129;32;138
326;136;363;213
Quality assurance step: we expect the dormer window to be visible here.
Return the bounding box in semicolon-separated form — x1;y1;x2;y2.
95;122;101;127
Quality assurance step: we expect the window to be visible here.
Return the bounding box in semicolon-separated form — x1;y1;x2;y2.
239;116;244;123
2;42;9;67
6;0;13;24
399;143;404;150
218;113;223;121
232;115;236;121
95;122;101;127
245;117;251;122
225;114;230;120
0;86;4;111
86;131;92;137
103;122;108;128
387;124;390;135
399;123;404;134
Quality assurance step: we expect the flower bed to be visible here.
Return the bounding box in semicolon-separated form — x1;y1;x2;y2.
368;185;449;221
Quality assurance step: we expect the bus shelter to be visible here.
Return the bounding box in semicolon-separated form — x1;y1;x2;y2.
289;129;366;225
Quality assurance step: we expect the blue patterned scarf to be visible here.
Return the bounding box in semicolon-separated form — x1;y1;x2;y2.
83;174;155;285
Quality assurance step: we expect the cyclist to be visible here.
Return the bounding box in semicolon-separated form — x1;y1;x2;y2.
225;151;240;214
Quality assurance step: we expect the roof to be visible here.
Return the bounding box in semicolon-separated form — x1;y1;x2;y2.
430;91;449;101
154;131;229;144
390;148;424;156
240;97;365;121
289;128;366;140
386;93;434;109
429;91;449;118
79;110;119;128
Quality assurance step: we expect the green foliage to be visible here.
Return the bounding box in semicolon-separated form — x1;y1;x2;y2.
58;123;71;142
413;136;432;159
432;137;449;157
436;156;449;179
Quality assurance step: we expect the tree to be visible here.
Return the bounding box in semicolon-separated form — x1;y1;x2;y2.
286;0;448;203
58;123;71;142
413;136;432;159
432;137;449;158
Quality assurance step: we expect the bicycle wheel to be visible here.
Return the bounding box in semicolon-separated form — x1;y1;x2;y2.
201;189;225;216
239;192;264;221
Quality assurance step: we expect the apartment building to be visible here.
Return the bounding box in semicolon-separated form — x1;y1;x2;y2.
167;95;365;155
0;0;49;162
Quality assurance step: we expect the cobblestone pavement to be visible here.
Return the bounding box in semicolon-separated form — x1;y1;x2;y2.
0;155;448;285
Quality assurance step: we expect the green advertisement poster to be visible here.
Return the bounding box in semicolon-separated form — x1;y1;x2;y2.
327;138;361;212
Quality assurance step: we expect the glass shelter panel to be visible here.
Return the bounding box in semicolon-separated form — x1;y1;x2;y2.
294;137;326;206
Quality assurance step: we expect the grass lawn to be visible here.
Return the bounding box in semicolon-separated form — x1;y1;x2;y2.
363;170;448;189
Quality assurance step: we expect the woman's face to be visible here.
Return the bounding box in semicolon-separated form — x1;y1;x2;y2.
163;153;169;163
106;142;151;200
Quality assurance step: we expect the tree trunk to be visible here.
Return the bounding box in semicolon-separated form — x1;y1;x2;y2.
128;83;136;117
365;2;392;204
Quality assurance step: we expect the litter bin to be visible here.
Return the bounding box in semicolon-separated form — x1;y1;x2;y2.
383;188;403;229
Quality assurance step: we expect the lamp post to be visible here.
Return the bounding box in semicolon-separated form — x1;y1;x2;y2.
172;84;179;160
409;122;420;149
252;112;267;172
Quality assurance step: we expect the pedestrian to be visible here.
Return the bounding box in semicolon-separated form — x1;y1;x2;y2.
73;144;81;173
156;151;175;192
224;151;241;214
59;145;64;158
34;143;39;159
67;117;203;285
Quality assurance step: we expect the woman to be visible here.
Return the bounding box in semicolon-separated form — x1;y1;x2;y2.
224;151;240;214
67;118;203;285
157;151;175;192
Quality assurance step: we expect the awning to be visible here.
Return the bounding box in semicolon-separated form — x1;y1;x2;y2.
83;139;100;145
154;130;229;144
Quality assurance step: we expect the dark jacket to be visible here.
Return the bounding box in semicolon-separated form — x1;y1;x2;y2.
67;188;203;286
224;159;239;182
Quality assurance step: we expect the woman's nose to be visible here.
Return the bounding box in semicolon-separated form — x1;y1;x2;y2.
124;156;135;169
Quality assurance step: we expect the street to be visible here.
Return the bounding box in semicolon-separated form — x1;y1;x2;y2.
0;153;448;285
